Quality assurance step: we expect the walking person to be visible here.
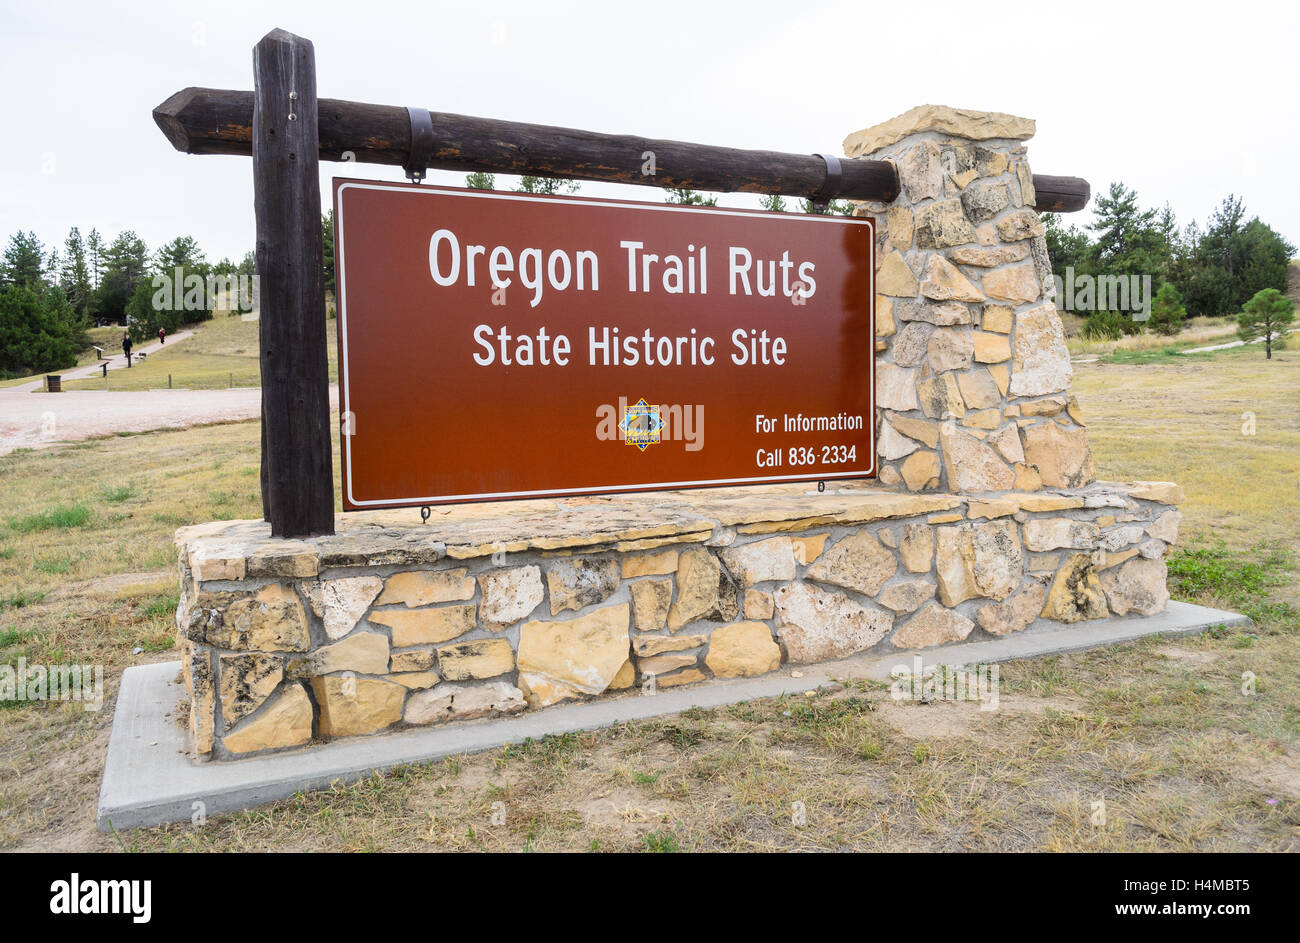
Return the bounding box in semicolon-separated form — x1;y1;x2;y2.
122;332;133;367
158;326;166;345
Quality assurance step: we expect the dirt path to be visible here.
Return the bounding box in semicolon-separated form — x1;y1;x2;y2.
0;384;339;456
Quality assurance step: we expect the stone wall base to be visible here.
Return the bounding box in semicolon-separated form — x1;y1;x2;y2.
174;479;1181;760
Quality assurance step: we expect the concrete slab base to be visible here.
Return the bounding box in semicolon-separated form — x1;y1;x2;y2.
98;600;1250;831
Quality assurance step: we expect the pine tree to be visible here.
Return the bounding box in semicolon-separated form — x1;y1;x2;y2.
60;227;92;318
96;231;149;323
1237;288;1294;359
1148;283;1186;336
516;176;580;195
797;198;854;215
665;187;718;206
1;231;48;289
322;211;336;294
1087;182;1159;278
759;194;787;212
86;228;104;289
465;172;496;190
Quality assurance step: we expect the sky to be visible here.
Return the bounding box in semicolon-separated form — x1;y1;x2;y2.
1;0;1296;264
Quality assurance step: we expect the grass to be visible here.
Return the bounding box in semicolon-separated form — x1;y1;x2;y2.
6;504;92;533
1066;316;1236;358
60;312;338;392
0;340;1297;851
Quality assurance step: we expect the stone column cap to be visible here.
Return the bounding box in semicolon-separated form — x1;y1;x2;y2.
844;105;1035;158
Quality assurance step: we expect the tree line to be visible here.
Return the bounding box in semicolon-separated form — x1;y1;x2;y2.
0;227;254;377
1044;182;1294;339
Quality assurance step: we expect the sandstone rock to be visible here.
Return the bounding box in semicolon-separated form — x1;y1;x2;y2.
900;523;934;573
974;146;1009;177
892;321;932;367
312;675;406;738
876;362;920;411
877;251;919;297
1098;525;1147;553
546;558;620;615
630;577;672;631
1146;510;1181;544
791;534;830;565
304;576;383;639
877;295;896;337
1016;161;1036;206
996;210;1045;242
1041;553;1109;623
1101;557;1169;616
981;304;1014;333
638;653;699;676
622;550;679;578
219;653;283;730
900;450;941;491
878;579;936;613
1013;462;1042;491
982;264;1041;304
917;373;966;420
927;327;974;372
668;548;739;630
390;647;436;672
1022;422;1095;488
1019;396;1065;417
977;581;1046;635
634;633;706;656
940;423;1014;492
972;331;1011;364
988;363;1010;395
1023;518;1100;552
987;423;1025;464
889;415;939;448
950;245;1029;268
437;638;514;680
960;179;1011;223
656;668;706;688
914;199;975;248
1138;539;1167;560
879;418;921;461
376;568;475;607
390;672;440;690
705;622;782;678
773;583;893;663
720;537;797;586
370;604;477;647
956;368;1001;410
895;140;943;202
184;644;215;755
935;520;1022;605
1009;304;1071;396
892;601;975;649
886;206;914;251
743;588;775;620
806;530;897;596
287;631;390;679
1124;481;1184;504
223;683;312;754
405;681;525;725
967;496;1019;519
896;300;971;325
962;408;1002;430
843;105;1034;157
945;146;978;188
921;256;984;303
201;583;310;652
517;603;630;706
478;565;545;626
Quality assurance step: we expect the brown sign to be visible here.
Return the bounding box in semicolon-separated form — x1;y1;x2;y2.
333;179;875;509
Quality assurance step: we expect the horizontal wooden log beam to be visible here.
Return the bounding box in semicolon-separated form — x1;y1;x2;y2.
153;87;1090;212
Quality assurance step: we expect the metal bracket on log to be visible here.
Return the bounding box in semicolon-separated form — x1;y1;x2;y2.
404;106;434;182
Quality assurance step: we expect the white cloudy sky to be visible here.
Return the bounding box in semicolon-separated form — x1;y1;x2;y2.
2;0;1295;263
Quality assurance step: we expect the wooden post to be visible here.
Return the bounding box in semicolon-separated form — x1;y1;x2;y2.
252;29;334;536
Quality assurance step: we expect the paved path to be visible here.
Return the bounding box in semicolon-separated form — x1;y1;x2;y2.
0;377;340;457
6;330;196;394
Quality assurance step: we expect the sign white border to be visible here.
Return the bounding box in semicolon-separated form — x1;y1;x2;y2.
335;181;875;508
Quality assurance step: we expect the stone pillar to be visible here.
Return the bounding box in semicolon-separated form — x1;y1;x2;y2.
844;105;1094;494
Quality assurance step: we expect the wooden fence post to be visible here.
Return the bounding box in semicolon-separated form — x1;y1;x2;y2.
252;28;334;536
